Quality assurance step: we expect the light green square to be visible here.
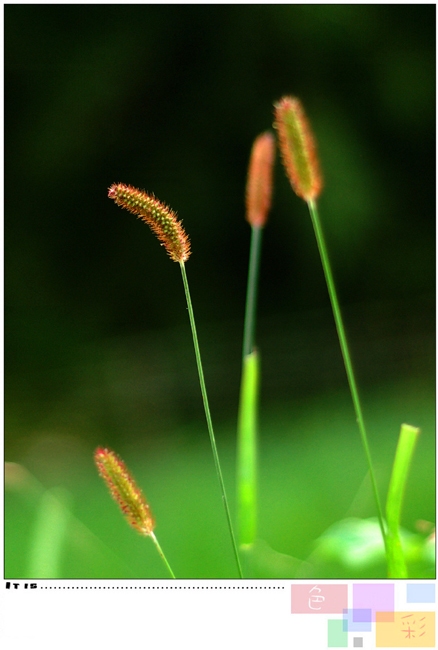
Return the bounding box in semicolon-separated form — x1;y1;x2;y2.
328;619;348;647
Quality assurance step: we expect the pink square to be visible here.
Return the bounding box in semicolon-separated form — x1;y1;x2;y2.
291;584;348;614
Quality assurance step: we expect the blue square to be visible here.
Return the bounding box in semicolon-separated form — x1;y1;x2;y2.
406;583;435;603
342;608;372;632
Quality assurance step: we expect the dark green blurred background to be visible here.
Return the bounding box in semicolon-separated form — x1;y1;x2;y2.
5;5;435;578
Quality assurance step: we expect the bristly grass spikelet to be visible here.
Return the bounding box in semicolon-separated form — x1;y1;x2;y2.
273;96;322;202
94;447;155;536
108;183;191;263
94;447;176;578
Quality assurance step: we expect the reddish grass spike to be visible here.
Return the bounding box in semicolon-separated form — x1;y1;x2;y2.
94;447;155;536
108;183;191;263
273;96;323;202
246;131;275;228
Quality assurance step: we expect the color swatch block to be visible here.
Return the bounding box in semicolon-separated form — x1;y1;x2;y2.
376;611;435;647
291;584;348;614
407;584;435;604
353;583;394;622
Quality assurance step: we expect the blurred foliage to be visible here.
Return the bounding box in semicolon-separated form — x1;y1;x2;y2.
5;5;435;578
5;377;435;578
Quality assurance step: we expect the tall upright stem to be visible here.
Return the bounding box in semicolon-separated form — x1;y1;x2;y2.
237;224;264;546
179;262;243;578
242;225;263;358
307;199;387;550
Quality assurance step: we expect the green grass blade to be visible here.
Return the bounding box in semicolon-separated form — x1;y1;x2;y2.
386;423;420;577
237;349;260;546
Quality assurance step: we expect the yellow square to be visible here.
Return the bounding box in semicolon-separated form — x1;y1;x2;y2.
376;611;435;647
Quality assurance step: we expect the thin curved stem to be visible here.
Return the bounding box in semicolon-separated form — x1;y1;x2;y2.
307;199;387;552
179;262;243;578
150;531;176;579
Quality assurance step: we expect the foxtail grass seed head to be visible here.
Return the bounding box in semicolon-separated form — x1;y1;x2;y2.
94;447;155;536
108;183;191;263
273;96;322;202
246;131;275;228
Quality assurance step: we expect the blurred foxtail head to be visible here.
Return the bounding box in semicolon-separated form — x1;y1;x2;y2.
273;96;322;202
246;131;275;228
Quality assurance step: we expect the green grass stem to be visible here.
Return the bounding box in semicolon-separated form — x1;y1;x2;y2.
307;199;387;551
243;225;264;358
237;350;259;546
179;261;243;578
150;531;176;578
237;223;264;548
386;423;420;577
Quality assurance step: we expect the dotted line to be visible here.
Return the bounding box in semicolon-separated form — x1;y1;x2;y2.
39;585;286;590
